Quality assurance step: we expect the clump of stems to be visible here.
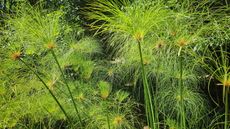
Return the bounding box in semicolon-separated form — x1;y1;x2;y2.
137;38;156;129
49;47;83;127
11;53;71;122
178;48;186;129
201;46;230;129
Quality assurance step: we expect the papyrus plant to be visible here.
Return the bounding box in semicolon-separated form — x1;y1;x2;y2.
84;0;171;128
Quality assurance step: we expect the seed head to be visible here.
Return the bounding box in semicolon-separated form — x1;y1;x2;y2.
221;78;230;87
11;51;21;60
134;32;144;42
143;59;150;65
177;38;188;47
101;91;109;99
76;93;85;102
155;40;165;49
46;42;56;49
113;115;123;125
107;68;114;77
98;81;111;99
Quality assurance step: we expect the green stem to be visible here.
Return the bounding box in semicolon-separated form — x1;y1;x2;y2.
19;58;71;122
224;87;229;129
179;50;186;129
155;52;161;129
107;114;111;129
50;49;83;127
137;40;156;129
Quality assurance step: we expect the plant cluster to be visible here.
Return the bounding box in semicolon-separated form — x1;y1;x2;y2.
0;0;229;129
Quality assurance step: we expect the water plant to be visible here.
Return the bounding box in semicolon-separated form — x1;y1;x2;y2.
84;0;216;128
0;2;142;128
1;3;77;127
84;0;173;128
1;0;230;128
49;46;83;126
200;47;230;129
5;4;76;124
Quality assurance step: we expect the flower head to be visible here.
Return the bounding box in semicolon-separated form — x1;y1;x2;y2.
76;93;85;102
98;81;111;99
46;42;56;49
155;39;165;49
11;51;22;60
177;38;188;47
101;91;110;99
220;77;230;87
143;58;151;65
107;68;114;77
133;32;144;42
113;115;123;125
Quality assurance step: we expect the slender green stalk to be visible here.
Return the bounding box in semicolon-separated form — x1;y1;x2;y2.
50;49;83;127
18;58;71;122
137;40;156;129
154;51;161;129
179;50;186;129
107;114;111;129
224;87;229;129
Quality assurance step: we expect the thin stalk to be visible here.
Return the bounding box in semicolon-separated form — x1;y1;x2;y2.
19;58;71;122
154;51;162;129
107;114;111;129
224;87;229;129
154;98;159;129
50;49;83;127
137;40;156;129
179;51;186;129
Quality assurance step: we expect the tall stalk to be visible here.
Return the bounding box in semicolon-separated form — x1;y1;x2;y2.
107;114;111;129
224;87;229;129
178;47;186;129
18;58;71;122
220;46;229;129
50;49;83;127
154;51;161;129
202;46;229;129
137;40;156;129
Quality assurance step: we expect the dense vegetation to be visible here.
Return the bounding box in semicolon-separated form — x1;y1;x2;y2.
0;0;229;129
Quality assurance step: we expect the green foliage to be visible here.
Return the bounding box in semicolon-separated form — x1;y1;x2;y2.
84;0;229;128
0;1;141;128
0;0;229;128
98;81;112;99
199;47;230;129
6;6;63;54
